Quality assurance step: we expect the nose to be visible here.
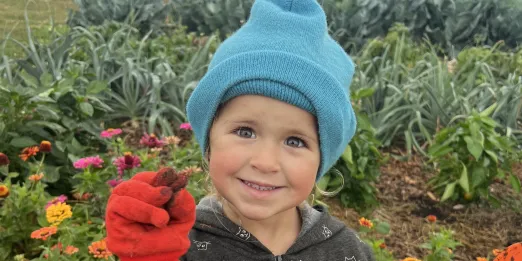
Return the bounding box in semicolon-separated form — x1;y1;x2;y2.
250;141;281;174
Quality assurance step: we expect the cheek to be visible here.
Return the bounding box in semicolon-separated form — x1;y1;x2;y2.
208;138;247;179
284;153;319;193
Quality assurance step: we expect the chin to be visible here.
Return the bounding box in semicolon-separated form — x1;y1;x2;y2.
229;196;297;221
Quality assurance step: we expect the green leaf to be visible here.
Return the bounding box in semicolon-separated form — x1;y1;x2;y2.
469;122;484;146
375;221;390;235
8;172;19;178
463;136;483;160
79;102;94;116
9;136;37;147
458;162;470;193
86;80;107;95
441;182;457;202
484;150;498;164
355;88;375;99
509;174;521;193
26;121;66;133
471;166;487;188
428;144;453;157
479;103;497;117
43;165;60;183
342;145;353;164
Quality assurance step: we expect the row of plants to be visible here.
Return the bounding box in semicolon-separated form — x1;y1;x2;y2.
167;0;522;53
2;11;521;213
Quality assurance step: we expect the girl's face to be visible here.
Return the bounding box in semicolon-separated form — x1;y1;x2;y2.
208;95;320;221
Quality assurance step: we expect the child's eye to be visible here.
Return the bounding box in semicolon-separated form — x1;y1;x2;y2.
285;137;306;148
235;127;256;138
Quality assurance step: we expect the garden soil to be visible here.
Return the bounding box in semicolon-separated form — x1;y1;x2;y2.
326;157;522;261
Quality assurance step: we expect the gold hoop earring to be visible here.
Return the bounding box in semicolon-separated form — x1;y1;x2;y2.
315;168;344;197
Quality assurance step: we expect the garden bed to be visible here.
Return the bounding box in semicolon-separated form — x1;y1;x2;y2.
326;157;522;261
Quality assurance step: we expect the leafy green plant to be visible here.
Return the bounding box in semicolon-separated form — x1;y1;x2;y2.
67;0;172;37
427;104;521;205
171;0;253;39
356;217;394;261
321;88;384;215
421;228;462;261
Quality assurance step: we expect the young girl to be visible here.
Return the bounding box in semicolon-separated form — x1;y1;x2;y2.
105;0;375;260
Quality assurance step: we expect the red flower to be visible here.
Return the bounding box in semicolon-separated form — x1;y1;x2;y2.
426;215;437;223
113;152;141;175
0;153;9;166
39;141;52;153
140;133;166;148
19;146;39;161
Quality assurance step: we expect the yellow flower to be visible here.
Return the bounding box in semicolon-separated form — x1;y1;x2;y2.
402;258;422;261
358;217;374;229
46;202;72;226
166;135;181;145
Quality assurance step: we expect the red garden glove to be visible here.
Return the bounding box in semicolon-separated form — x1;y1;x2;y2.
106;168;196;261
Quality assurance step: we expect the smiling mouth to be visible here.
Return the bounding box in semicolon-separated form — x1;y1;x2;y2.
239;179;281;191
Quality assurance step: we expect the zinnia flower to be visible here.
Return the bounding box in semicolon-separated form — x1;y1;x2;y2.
39;141;52;153
113;152;141;175
72;192;91;201
402;258;421;261
73;156;104;169
358;217;374;229
476;258;487;261
19;146;39;161
45;195;67;210
492;249;503;256
179;122;192;130
28;173;44;182
0;152;9;166
0;184;9;198
89;239;112;259
166;136;181;145
30;226;58;240
64;245;79;255
139;133;166;148
100;128;122;138
46;202;73;226
379;243;386;249
107;178;123;188
426;215;437;223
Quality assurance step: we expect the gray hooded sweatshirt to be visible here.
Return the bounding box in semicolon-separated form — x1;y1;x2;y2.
181;196;375;261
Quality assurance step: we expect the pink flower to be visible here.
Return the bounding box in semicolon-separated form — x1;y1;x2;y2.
100;128;122;138
45;195;67;210
179;123;192;130
73;156;104;169
139;133;166;148
107;178;123;188
113;152;141;176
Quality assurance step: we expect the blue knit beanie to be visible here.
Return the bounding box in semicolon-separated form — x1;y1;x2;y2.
186;0;356;182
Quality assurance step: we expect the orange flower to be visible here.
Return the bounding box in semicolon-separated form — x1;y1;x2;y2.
30;226;58;241
0;152;9;166
28;173;44;182
379;242;387;249
19;146;39;161
476;258;487;261
492;248;503;256
402;258;422;261
358;217;374;229
39;141;52;153
64;245;79;255
89;239;112;259
426;215;437;223
0;184;9;198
